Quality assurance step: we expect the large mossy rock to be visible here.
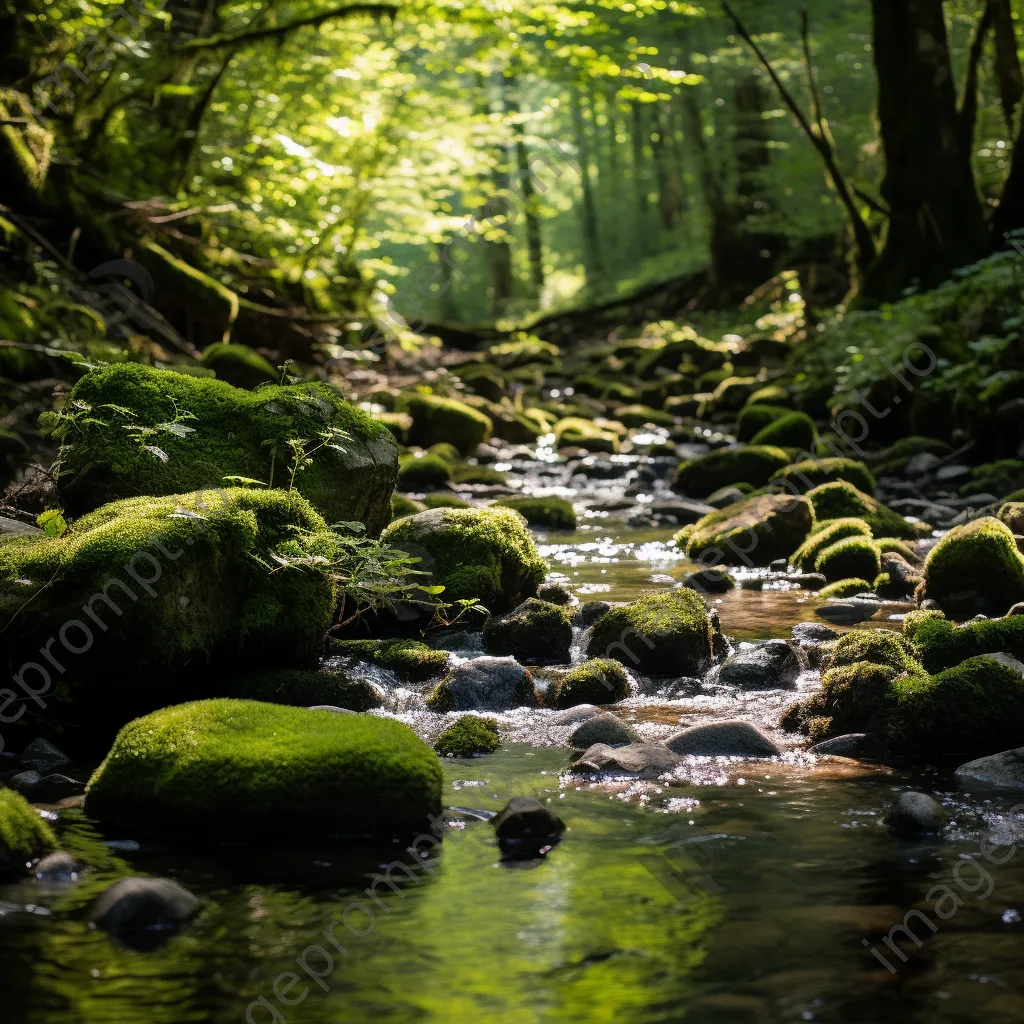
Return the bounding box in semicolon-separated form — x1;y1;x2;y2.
586;588;715;677
399;393;492;456
805;481;917;539
918;517;1024;618
549;659;630;709
815;536;881;584
85;700;443;839
903;608;1024;672
381;507;547;611
770;458;876;497
483;598;573;664
0;788;56;878
681;493;814;568
750;412;817;449
673;445;791;499
54;363;398;534
0;489;337;728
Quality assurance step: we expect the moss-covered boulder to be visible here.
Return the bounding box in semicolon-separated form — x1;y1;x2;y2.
683;493;814;568
427;442;462;465
0;489;337;725
823;628;922;674
868;436;952;477
55;363;398;534
85;699;443;839
426;657;539;712
400;393;492;455
815;536;881;584
791;518;872;570
382;507;547;611
230;669;383;711
903;608;1024;672
959;460;1024;498
918;517;1024;618
554;417;621;454
549;659;630;709
492;496;576;530
199;342;277;390
586;588;715;677
805;481;917;539
750;412;817;450
435;716;500;757
451;464;508;486
483;598;573;664
770;458;876;497
454;363;506;402
329;638;450;680
421;493;470;509
0;788;56;878
398;453;452;490
736;404;791;443
673;445;791;499
392;494;428;519
998;501;1024;535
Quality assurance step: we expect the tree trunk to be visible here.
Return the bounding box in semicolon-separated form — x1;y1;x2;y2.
505;89;545;295
862;0;989;302
571;86;603;281
991;0;1024;131
650;103;684;232
631;102;650;220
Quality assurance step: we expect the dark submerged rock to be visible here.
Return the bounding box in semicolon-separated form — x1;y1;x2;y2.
883;792;947;836
491;797;565;859
89;877;201;947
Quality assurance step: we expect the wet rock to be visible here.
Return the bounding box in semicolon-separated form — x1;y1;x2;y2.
637;498;716;525
89;878;201;945
935;464;971;483
955;747;1024;790
483;598;573;664
569;742;682;777
491;797;565;859
795;573;827;591
876;551;923;600
537;582;574;606
665;721;780;757
427;656;539;712
815;599;880;625
807;733;882;758
884;792;947;835
906;453;943;477
547;704;602;727
34;851;83;882
769;558;788;573
705;486;749;509
681;568;736;595
634;676;703;700
580;600;611;627
739;577;764;591
717;640;800;689
1007;602;1024;618
792;622;841;645
18;738;71;773
8;772;86;803
568;712;640;749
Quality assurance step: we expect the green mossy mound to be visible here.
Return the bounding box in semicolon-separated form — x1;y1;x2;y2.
55;363;398;534
482;598;573;664
492;496;576;530
554;417;621;453
230;669;383;711
392;494;428;519
487;336;560;369
919;517;1024;618
329;638;450;681
806;481;917;539
683;493;814;568
818;578;874;599
421;493;471;509
824;628;922;673
427;443;462;465
451;464;508;486
736;404;791;442
744;385;790;407
400;393;493;456
673;445;791;499
791;518;872;570
815;536;881;584
398;453;452;490
612;404;676;429
435;716;500;757
381;507;547;611
875;537;920;562
85;699;443;839
199;342;277;390
571;374;638;403
453;363;506;402
586;588;715;677
549;658;630;709
750;412;817;450
868;436;952;476
0;789;56;877
959;460;1024;498
770;458;876;497
903;608;1024;672
0;489;337;723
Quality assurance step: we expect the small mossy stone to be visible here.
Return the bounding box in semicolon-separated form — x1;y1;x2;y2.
198;343;277;390
55;363;398;533
792;518;872;570
435;716;500;757
329;638;450;680
538;582;573;605
612;405;676;429
398;453;453;490
421;493;470;509
554;417;620;454
426;443;462;465
85;699;443;839
806;481;917;539
818;578;874;599
770;458;876;497
815;536;881;584
684;493;814;568
920;517;1024;619
492;496;576;530
400;393;493;456
903;608;1024;672
673;445;791;499
823;628;922;674
586;588;715;677
483;598;573;664
230;669;384;711
550;659;630;709
0;788;56;878
736;404;791;443
451;464;508;486
382;507;548;611
750;412;817;450
392;494;428;519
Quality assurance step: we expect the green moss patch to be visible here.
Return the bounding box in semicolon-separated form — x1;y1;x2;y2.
421;493;470;509
815;536;881;584
736;404;791;442
818;578;874;599
0;789;56;877
586;588;715;677
770;458;876;497
492;496;576;530
399;393;492;455
86;699;443;839
230;669;383;711
549;658;630;709
673;445;791;499
554;417;621;454
483;598;573;664
398;453;453;490
392;494;428;519
199;343;277;390
791;518;872;570
903;608;1024;672
825;628;922;673
56;363;398;534
329;638;450;681
750;412;817;450
435;716;500;757
805;481;917;539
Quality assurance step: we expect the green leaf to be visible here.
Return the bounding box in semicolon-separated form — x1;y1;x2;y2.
37;509;68;538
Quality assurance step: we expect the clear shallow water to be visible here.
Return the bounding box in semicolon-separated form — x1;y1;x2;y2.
3;451;1021;1023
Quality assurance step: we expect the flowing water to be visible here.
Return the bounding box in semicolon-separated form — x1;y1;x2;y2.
3;443;1023;1023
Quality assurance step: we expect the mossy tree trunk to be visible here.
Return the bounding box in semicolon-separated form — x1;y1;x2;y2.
862;0;990;301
